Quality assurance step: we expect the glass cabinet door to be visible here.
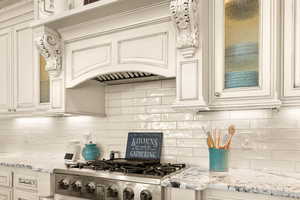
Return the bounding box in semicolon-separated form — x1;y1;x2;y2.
39;55;50;104
210;0;280;109
224;0;259;89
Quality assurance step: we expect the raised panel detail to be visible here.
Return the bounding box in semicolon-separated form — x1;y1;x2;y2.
15;27;34;109
168;188;196;200
179;60;198;100
0;171;12;187
14;173;38;191
13;189;38;200
0;188;12;200
51;79;63;109
282;0;300;104
72;43;111;79
0;31;11;111
294;0;300;87
118;32;168;68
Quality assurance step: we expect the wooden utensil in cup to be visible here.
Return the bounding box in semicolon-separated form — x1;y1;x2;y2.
224;125;236;149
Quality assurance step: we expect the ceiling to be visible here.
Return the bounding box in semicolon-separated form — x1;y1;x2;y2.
0;0;21;9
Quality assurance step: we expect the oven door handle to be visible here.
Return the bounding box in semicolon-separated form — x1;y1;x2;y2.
96;185;106;200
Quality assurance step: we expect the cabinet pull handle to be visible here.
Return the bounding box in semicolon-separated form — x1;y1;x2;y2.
215;92;221;97
8;109;11;112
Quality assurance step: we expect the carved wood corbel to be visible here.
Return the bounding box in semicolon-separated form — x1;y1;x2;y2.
36;27;62;77
170;0;199;58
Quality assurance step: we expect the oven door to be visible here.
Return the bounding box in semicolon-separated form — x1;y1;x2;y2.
54;194;90;200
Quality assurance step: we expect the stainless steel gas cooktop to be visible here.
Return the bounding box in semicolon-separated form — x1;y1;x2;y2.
54;159;185;200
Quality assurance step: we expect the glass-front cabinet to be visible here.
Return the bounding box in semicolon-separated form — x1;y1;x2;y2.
209;0;281;110
39;55;50;104
282;0;300;106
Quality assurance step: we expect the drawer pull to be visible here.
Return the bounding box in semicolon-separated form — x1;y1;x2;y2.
19;178;37;186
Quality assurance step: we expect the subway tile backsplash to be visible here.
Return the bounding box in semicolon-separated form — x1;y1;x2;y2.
1;79;300;172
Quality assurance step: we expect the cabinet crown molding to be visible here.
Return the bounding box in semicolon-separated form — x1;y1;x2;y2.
170;0;199;58
36;28;62;77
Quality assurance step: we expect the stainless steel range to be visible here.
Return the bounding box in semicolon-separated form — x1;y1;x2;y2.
54;159;185;200
55;132;185;200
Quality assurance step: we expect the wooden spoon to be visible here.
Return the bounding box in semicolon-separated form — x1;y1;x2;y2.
225;125;236;149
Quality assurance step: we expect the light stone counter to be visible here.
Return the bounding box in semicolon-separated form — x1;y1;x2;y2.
0;153;65;173
162;167;300;199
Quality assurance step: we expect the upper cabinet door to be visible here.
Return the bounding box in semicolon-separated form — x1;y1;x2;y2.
0;28;12;113
12;23;35;111
282;0;300;106
209;0;281;110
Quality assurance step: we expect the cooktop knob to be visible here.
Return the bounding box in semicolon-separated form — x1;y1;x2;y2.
107;185;118;198
72;180;82;192
123;187;134;200
86;182;96;193
140;190;152;200
58;179;70;190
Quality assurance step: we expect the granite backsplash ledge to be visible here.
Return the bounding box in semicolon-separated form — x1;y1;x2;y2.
0;79;300;172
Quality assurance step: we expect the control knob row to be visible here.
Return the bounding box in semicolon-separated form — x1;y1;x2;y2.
123;188;152;200
58;179;96;193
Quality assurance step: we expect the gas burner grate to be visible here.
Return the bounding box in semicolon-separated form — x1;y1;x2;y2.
69;160;186;177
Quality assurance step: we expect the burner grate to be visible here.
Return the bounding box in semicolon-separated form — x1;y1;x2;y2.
70;160;186;177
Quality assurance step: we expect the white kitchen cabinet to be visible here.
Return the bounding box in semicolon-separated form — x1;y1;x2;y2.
0;167;53;200
281;0;300;106
209;0;281;110
0;188;12;200
0;170;13;188
14;189;38;200
171;0;210;112
164;188;201;200
14;173;38;192
12;22;35;112
203;189;294;200
0;1;37;115
0;23;35;114
0;28;13;113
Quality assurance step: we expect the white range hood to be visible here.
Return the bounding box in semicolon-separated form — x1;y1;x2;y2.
33;0;209;115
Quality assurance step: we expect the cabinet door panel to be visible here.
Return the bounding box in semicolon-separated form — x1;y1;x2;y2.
14;173;38;191
13;23;35;110
210;0;280;110
164;188;196;200
0;188;12;200
0;170;12;187
13;189;38;200
0;29;12;112
282;0;300;105
204;189;294;200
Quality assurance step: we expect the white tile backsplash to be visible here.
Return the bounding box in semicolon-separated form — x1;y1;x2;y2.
1;79;300;172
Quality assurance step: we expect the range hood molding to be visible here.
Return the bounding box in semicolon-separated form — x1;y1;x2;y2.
32;0;210;115
61;3;176;89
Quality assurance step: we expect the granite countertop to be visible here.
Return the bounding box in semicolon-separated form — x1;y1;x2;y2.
0;153;65;173
162;167;300;199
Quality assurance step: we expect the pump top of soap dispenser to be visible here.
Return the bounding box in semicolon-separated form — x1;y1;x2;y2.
83;131;95;145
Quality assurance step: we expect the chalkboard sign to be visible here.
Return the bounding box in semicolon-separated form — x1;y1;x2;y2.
125;132;163;161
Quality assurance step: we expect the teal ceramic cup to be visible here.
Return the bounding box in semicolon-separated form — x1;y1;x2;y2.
209;148;229;172
82;143;100;161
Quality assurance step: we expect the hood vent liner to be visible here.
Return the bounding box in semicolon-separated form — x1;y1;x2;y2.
94;72;157;83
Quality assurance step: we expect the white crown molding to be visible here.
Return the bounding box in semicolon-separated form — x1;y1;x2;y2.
36;27;62;77
170;0;199;58
0;0;33;22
